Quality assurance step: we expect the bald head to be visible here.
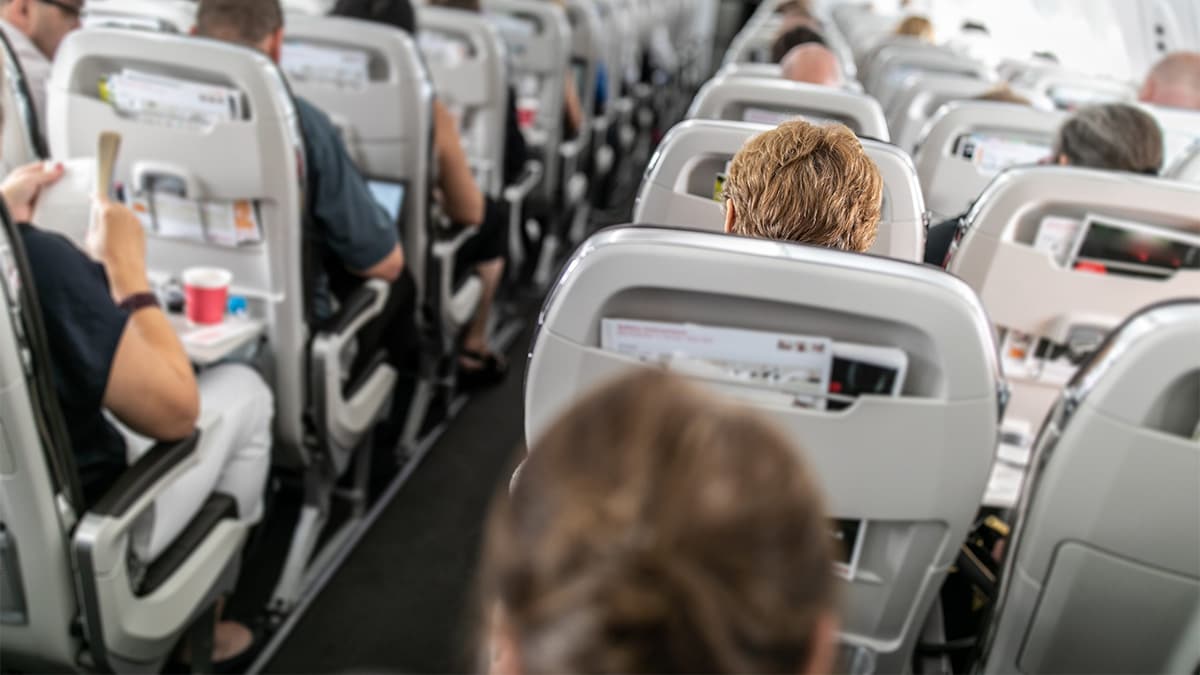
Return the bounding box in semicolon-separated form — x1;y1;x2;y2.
1140;51;1200;111
781;44;843;88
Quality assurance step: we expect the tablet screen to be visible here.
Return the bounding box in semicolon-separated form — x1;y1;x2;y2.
1071;219;1200;279
367;179;406;225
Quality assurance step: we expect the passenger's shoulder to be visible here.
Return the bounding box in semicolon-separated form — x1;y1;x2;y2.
294;96;335;135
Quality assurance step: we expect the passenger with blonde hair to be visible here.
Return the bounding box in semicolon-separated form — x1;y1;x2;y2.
895;15;934;43
722;119;883;253
481;370;839;675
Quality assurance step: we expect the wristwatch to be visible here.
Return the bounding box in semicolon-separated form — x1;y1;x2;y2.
118;291;161;314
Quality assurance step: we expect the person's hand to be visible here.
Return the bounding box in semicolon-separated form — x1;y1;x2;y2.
0;162;65;223
87;197;149;301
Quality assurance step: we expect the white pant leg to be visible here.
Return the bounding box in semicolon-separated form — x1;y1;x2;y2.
120;364;274;561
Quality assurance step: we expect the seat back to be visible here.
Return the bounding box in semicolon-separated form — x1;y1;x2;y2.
633;119;924;261
886;72;995;153
947;167;1200;430
913;101;1066;220
687;75;890;141
564;0;602;133
0;214;80;672
281;13;434;304
981;300;1200;674
722;15;783;65
526;226;1003;673
48;29;311;457
418;7;509;199
0;31;46;174
595;0;642;98
485;0;571;204
81;0;196;33
1146;103;1200;173
1018;67;1136;111
1167;138;1200;183
715;61;784;80
832;3;897;61
861;40;993;113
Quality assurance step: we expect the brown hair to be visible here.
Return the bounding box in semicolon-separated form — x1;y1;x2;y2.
195;0;284;46
724;119;882;252
895;15;934;42
481;370;837;674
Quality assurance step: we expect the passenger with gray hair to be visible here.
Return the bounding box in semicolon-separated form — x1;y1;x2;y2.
924;103;1164;266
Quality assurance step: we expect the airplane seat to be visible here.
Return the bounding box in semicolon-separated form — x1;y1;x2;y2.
722;15;783;66
633;119;924;262
980;299;1200;674
281;12;464;453
885;72;996;153
81;0;197;33
1022;68;1136;111
860;41;994;114
281;14;441;319
913;101;1066;221
485;0;585;285
417;6;544;283
0;205;247;673
562;0;605;242
525;226;1004;674
0;32;46;175
1146;103;1200;177
947;166;1200;437
686;75;891;142
46;28;399;615
1166;138;1200;183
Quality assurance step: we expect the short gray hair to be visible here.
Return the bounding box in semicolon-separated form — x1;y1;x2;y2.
1054;103;1163;175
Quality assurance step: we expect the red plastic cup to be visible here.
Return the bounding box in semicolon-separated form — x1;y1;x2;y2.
183;267;232;326
516;98;539;129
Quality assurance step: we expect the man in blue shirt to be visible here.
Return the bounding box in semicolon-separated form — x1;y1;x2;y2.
194;0;415;370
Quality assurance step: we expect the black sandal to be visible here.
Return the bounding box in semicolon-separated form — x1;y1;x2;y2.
458;349;509;388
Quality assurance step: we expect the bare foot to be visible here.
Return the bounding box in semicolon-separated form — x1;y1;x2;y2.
213;620;253;662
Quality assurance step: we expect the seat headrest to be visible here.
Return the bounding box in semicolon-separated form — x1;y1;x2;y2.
688;75;891;141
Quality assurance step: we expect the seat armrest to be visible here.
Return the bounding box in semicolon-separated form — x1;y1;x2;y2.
503;160;544;205
503;160;544;274
90;432;202;518
311;279;397;459
319;282;384;337
431;229;484;330
560;138;584;161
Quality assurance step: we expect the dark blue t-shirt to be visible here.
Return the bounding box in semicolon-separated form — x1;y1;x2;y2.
18;223;129;502
294;96;399;318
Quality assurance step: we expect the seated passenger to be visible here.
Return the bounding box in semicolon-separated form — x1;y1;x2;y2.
193;0;418;377
771;24;825;64
722;119;883;253
2;158;272;665
895;15;935;43
0;0;81;131
925;103;1164;266
1139;51;1200;111
781;43;843;88
333;0;521;384
481;370;838;675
